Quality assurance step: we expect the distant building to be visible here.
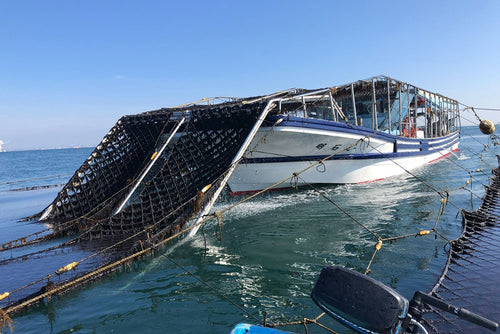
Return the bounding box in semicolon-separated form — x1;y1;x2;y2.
0;140;5;152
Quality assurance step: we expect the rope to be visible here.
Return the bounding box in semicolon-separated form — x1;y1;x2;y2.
214;211;224;242
469;107;500;112
460;113;480;125
269;312;339;334
0;308;13;333
468;107;483;122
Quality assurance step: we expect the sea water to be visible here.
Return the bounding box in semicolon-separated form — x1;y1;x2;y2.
0;126;498;333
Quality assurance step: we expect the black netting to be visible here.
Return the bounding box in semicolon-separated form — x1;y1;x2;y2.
418;163;500;333
42;101;267;239
1;97;279;311
44;112;174;223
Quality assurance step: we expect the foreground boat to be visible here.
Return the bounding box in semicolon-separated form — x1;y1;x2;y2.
228;76;460;194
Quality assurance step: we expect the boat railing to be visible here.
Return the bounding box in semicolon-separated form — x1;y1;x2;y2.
274;76;460;139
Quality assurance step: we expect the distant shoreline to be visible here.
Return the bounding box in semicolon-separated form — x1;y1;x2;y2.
0;146;94;153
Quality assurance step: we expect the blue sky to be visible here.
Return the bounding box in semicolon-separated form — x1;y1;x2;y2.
1;0;499;151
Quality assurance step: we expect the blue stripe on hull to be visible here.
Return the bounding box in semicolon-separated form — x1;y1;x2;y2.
243;147;458;164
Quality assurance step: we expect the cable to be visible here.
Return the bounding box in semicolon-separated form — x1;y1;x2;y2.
411;319;429;334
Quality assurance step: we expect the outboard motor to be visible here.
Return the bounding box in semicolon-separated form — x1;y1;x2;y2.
311;266;498;334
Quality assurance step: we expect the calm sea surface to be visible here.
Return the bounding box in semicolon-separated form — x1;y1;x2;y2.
0;126;499;333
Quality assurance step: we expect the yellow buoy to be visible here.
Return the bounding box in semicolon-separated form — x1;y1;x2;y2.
479;119;495;135
56;261;79;275
201;184;212;193
0;292;9;301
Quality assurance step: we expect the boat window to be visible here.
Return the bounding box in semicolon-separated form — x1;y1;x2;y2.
280;101;304;117
306;101;334;121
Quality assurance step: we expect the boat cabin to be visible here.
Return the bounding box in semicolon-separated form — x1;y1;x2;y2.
277;76;460;139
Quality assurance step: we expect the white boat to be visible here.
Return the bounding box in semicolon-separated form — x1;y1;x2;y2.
227;76;460;194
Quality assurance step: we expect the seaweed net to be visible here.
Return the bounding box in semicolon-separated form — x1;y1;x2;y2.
0;95;285;315
418;157;500;333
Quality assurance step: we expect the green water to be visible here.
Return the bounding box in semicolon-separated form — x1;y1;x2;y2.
0;127;498;333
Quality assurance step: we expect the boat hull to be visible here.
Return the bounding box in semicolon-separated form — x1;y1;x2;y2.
228;116;460;194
